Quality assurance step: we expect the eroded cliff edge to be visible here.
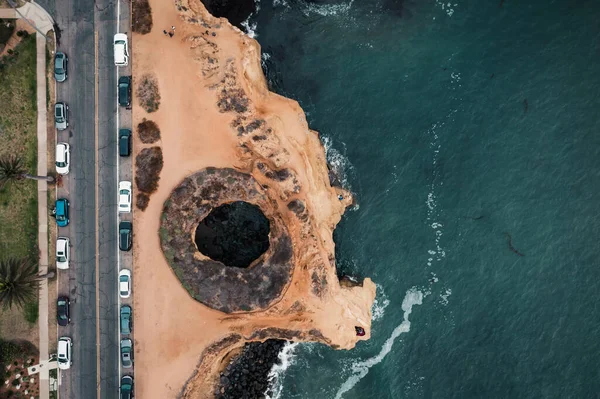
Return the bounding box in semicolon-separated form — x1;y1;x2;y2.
144;0;377;396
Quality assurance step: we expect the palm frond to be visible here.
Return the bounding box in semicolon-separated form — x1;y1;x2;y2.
0;155;26;188
0;258;40;310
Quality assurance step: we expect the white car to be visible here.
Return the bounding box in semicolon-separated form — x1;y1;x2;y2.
119;269;131;298
56;237;70;270
55;142;70;175
113;33;129;66
57;336;72;370
118;181;132;213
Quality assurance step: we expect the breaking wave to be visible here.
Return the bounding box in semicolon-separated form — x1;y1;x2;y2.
371;284;390;321
241;0;261;38
334;288;423;399
322;135;354;191
272;0;355;16
264;342;300;399
301;0;355;17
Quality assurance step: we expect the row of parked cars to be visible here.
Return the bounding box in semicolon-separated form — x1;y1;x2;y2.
54;50;74;376
55;33;135;399
114;32;136;399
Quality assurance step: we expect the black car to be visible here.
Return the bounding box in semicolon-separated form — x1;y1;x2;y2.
118;76;131;107
119;221;132;251
119;129;132;157
57;296;70;326
120;375;133;399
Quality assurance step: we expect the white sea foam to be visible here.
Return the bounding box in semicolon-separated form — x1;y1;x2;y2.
264;342;300;399
439;288;452;306
322;135;353;190
425;119;450;266
371;285;390;321
334;288;424;399
435;0;458;17
301;0;354;17
241;0;261;38
241;19;258;38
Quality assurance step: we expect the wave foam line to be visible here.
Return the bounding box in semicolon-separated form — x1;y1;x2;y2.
264;342;300;399
334;288;424;399
301;0;354;16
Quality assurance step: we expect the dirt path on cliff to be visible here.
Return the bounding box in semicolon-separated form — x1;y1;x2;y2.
131;1;238;397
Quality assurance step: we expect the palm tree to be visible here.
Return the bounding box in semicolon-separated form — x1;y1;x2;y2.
0;258;40;310
0;155;54;188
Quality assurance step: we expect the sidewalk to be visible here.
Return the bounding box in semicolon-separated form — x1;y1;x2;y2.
2;2;55;398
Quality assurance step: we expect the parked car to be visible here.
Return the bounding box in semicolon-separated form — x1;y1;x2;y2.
113;33;129;66
119;269;131;298
55;198;70;227
119;221;132;251
120;305;132;334
118;181;132;213
119;129;131;157
57;296;70;326
120;338;133;369
120;375;133;399
56;237;70;270
54;102;68;130
57;337;72;370
54;52;68;82
55;142;70;175
118;76;131;107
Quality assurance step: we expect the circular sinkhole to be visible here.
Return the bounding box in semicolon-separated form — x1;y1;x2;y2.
194;201;270;268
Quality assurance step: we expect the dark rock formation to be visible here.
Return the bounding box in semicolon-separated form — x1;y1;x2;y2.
194;201;270;268
160;168;294;313
200;0;256;32
215;340;286;399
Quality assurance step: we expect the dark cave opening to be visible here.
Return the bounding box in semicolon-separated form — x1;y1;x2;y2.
194;201;270;268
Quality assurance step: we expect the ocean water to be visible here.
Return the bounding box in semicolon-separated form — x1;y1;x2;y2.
247;0;600;398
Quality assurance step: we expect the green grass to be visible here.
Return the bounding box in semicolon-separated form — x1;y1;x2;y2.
0;35;38;264
23;300;38;324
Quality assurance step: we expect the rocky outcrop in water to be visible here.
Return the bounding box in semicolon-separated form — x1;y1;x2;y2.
215;340;286;399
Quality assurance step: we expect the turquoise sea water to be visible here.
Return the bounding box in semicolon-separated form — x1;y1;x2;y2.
248;1;600;398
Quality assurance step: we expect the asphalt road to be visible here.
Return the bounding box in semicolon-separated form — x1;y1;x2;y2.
52;0;99;397
41;0;131;396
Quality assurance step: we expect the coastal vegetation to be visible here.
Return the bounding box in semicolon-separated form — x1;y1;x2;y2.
132;0;153;35
134;146;163;210
137;118;161;143
136;73;160;113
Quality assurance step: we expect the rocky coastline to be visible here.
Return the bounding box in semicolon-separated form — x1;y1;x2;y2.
215;340;286;399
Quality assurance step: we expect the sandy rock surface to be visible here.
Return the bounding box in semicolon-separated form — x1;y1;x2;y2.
132;0;376;397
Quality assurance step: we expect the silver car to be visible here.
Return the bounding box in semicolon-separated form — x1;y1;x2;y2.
54;102;68;130
54;52;68;82
120;338;133;369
